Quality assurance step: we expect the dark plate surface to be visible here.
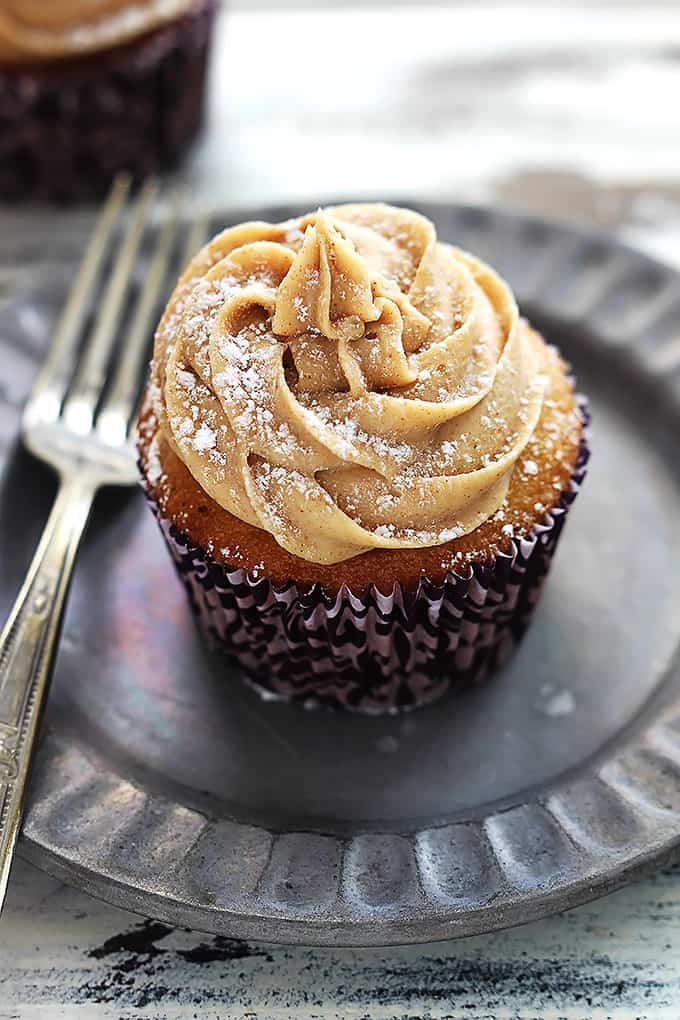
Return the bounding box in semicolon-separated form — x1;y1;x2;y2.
2;202;680;945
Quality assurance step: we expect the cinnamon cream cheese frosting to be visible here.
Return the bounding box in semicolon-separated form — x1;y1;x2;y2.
152;204;551;565
0;0;195;64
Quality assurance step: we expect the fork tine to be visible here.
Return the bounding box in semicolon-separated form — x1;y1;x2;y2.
63;178;159;435
26;173;131;426
97;193;183;445
180;212;210;271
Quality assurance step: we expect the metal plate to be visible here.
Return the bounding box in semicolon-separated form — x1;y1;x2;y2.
2;203;680;946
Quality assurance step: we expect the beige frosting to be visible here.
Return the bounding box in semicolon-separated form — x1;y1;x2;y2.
0;0;195;64
153;204;548;565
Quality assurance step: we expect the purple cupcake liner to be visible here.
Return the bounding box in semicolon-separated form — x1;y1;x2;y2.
0;0;216;202
143;401;590;714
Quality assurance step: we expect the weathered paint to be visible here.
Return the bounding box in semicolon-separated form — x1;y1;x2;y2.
1;856;680;1017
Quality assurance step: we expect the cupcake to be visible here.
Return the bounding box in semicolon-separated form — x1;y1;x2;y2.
138;204;589;713
0;0;216;201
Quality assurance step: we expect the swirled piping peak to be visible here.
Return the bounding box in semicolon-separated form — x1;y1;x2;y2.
154;204;548;564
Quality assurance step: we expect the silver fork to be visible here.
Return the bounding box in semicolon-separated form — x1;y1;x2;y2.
0;175;181;912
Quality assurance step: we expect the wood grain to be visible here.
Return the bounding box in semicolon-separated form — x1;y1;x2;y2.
2;855;680;1018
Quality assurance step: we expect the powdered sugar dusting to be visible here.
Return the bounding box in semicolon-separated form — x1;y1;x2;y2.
155;204;576;564
193;423;216;452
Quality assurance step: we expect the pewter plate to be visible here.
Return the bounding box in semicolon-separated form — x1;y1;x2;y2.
2;202;680;946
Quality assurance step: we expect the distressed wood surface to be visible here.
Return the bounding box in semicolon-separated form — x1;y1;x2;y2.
2;855;680;1018
1;4;680;1016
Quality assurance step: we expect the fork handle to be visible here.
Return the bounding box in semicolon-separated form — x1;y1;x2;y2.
0;475;95;910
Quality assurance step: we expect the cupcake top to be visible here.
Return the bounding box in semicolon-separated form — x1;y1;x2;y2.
152;204;548;565
0;0;196;64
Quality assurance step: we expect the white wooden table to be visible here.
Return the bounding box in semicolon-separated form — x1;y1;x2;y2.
2;5;680;1017
2;854;680;1018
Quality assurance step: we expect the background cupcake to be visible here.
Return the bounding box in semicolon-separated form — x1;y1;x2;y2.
0;0;216;201
139;203;588;713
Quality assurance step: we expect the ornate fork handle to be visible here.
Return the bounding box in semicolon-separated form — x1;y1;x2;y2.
0;475;95;905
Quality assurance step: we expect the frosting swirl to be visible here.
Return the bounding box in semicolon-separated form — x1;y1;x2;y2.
0;1;195;64
153;204;548;565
